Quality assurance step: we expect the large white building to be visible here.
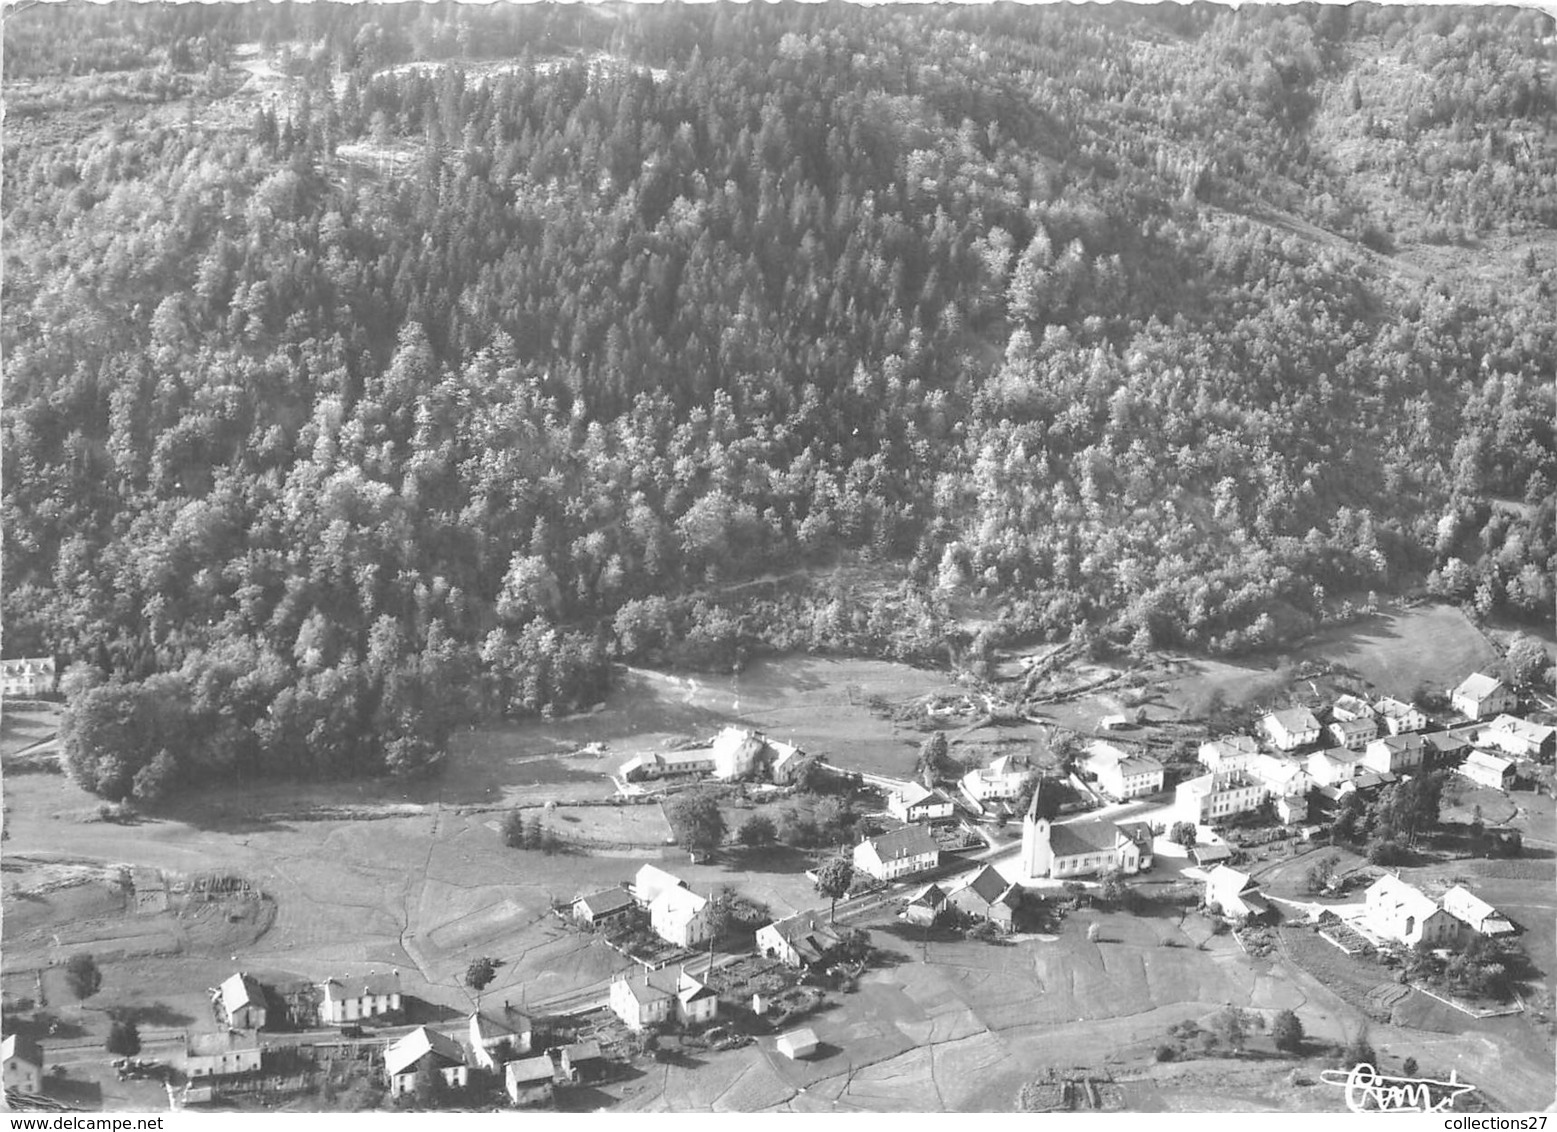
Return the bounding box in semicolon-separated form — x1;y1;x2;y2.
1198;736;1260;772
1373;697;1427;735
609;967;717;1031
1084;742;1163;800
1176;770;1264;825
1452;674;1518;721
959;754;1032;804
853;827;939;881
319;973;402;1025
1262;708;1322;751
1364;875;1460;948
1019;781;1148;880
1363;733;1425;776
0;657;55;698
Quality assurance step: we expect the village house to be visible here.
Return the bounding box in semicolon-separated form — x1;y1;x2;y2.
710;726;771;779
1331;694;1375;723
1373;697;1428;735
756;910;842;968
1460;749;1516;791
1084;742;1164;800
608;966;717;1031
1175;770;1264;825
887;781;955;823
1422;730;1473;772
1191;842;1233;868
619;748;719;782
1483;715;1557;760
853;826;940;882
185;1029;262;1080
214;972;268;1031
1203;864;1271;921
905;883;948;926
1363;875;1461;948
318;972;402;1025
0;657;55;698
1452;673;1519;721
1273;791;1309;824
1306;746;1369;787
572;887;638;929
467;1002;532;1071
2;1034;43;1094
1440;885;1515;937
1198;736;1260;772
384;1027;468;1097
504;1055;556;1106
1328;712;1379;751
959;754;1032;805
946;864;1022;929
1261;707;1322;752
648;883;713;948
1247;752;1312;796
1363;733;1425;776
559;1040;607;1083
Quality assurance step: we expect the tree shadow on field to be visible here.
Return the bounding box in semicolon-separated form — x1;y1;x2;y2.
109;1002;196;1027
553;1084;622;1113
44;1076;103;1107
726;845;818;876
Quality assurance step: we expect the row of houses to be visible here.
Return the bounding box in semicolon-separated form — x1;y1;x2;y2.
383;1023;604;1104
212;971;405;1031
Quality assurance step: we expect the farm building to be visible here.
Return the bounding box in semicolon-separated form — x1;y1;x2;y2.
467;1003;532;1071
214;972;268;1031
887;782;955;823
0;657;55;697
853;826;940;881
776;1028;820;1060
1262;708;1322;751
1452;673;1518;720
649;883;712;948
1198;736;1260;772
319;972;402;1024
1190;843;1233;868
1084;742;1164;799
947;865;1022;929
905;883;948;926
572;887;638;928
609;967;717;1031
185;1030;262;1079
504;1056;556;1106
3;1034;43;1094
1373;697;1427;735
1203;865;1270;920
1364;876;1460;947
1460;749;1516;791
1440;886;1515;937
757;910;842;968
384;1027;468;1097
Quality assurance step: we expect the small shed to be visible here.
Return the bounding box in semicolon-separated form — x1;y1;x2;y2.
775;1027;819;1060
1191;843;1233;867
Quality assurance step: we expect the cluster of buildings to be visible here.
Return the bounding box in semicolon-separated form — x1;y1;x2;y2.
618;727;806;786
1361;874;1515;949
1176;672;1552;830
571;865;714;950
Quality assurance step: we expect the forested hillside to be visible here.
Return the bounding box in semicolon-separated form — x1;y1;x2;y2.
3;1;1553;800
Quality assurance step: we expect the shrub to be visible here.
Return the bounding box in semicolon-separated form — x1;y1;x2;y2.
1272;1009;1304;1053
1155;1043;1177;1062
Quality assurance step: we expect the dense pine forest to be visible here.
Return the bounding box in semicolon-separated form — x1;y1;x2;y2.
3;1;1554;801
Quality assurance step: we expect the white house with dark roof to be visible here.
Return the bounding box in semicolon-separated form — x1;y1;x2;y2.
504;1055;556;1105
1329;714;1379;751
384;1027;468;1097
959;754;1032;804
887;781;955;823
185;1029;262;1079
468;1003;531;1071
2;1034;43;1094
756;910;841;968
1364;875;1460;947
1373;697;1427;735
1452;673;1518;720
1306;747;1368;787
572;887;638;928
853;826;940;881
946;864;1022;929
215;972;267;1030
319;972;402;1024
1262;707;1322;751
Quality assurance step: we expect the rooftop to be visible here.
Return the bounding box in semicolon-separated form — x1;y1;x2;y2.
1454;673;1507;700
187;1029;261;1057
574;887;636;916
384;1026;464;1077
861;826;940;860
1048;819;1124;858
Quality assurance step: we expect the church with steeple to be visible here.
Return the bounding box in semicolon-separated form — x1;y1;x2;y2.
1019;778;1154;881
